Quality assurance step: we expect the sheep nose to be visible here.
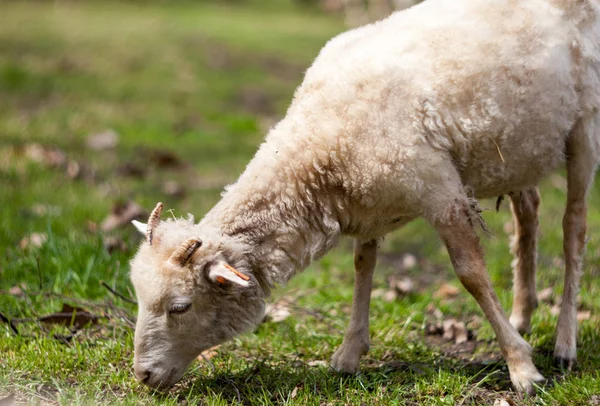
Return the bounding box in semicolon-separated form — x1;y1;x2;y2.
135;368;152;384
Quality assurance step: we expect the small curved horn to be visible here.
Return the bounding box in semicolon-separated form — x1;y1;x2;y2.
168;237;202;267
147;202;163;245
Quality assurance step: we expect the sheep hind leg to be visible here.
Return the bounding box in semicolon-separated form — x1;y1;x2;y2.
508;188;541;335
555;122;598;369
331;238;378;374
428;196;544;395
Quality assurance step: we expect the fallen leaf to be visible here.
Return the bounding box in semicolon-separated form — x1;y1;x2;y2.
493;398;512;406
537;287;554;303
401;253;417;270
86;129;119;150
370;288;386;299
100;201;147;232
434;283;460;299
307;360;328;367
388;276;415;295
24;143;66;167
383;289;398;302
425;321;443;335
8;284;25;296
426;318;472;344
264;300;292;323
577;310;591;321
66;160;80;179
39;304;99;329
19;232;47;249
198;345;220;361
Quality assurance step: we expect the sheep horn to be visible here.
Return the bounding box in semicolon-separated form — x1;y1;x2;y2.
147;202;163;245
168;237;202;267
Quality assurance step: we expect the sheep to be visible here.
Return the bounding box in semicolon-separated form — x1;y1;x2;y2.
129;0;600;395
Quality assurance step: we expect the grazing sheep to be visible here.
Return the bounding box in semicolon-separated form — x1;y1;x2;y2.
130;0;600;395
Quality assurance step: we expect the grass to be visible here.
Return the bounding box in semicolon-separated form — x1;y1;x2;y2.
1;1;600;404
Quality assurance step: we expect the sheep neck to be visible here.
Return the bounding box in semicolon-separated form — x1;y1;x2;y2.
202;139;343;290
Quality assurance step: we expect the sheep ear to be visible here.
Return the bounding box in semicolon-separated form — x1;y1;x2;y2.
131;220;147;235
208;262;250;287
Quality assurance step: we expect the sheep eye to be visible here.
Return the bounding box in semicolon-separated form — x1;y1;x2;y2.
169;303;191;315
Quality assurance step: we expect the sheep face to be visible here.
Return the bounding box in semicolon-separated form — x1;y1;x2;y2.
129;203;265;390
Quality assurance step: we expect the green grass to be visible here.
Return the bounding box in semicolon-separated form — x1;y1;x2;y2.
1;1;600;404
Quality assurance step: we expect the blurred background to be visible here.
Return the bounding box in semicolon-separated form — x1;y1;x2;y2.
1;1;599;405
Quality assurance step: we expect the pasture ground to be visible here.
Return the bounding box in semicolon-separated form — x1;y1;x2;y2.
1;1;600;404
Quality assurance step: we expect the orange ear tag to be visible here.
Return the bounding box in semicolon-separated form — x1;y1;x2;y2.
216;276;227;284
223;263;250;281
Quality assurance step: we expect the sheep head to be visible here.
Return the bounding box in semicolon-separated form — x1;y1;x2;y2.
129;203;266;390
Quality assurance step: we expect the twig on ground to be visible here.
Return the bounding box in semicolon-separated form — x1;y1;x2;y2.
0;311;20;335
100;281;138;304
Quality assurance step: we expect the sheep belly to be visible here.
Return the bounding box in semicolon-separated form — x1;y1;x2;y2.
456;131;567;199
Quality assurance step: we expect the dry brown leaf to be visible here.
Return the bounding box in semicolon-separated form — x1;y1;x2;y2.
493;398;513;406
19;232;47;249
577;310;591;321
198;345;220;361
39;304;99;329
537;287;554;303
8;284;25;296
388;275;415;295
100;201;147;232
434;283;460;299
24;143;67;167
401;253;417;270
307;360;328;367
66;160;80;179
264;301;292;323
370;288;386;299
86;129;119;150
383;289;398;302
425;321;443;335
442;318;469;344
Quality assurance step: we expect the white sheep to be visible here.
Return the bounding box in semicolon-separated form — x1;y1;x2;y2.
129;0;600;395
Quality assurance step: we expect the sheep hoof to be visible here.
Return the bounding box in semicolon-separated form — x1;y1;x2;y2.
330;344;364;375
554;356;576;371
510;364;545;396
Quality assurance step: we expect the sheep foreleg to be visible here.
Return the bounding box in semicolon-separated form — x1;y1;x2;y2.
331;238;378;374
